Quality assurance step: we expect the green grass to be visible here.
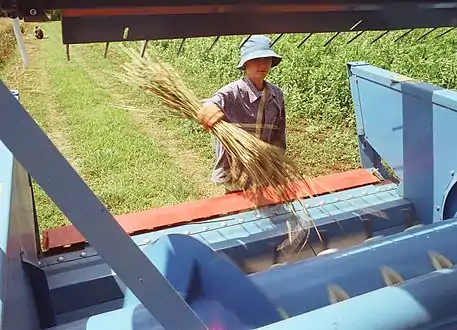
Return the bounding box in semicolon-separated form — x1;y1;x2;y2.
2;22;457;233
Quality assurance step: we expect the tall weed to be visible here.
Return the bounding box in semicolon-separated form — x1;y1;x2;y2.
0;19;16;66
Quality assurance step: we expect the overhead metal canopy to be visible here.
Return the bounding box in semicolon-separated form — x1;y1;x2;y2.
2;1;457;43
61;3;457;44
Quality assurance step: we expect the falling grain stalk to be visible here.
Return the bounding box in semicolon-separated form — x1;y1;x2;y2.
115;44;322;251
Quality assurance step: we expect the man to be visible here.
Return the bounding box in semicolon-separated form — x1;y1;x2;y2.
198;35;287;194
34;26;44;40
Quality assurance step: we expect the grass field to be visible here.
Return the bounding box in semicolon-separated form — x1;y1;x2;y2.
1;21;457;233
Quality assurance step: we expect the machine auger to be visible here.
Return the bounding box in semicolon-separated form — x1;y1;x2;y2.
1;1;457;329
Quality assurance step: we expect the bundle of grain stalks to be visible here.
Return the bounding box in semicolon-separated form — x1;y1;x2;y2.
116;45;322;251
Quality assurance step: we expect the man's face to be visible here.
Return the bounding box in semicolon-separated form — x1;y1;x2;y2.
245;57;273;81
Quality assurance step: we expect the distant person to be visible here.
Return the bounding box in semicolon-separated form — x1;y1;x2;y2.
197;35;287;194
34;26;44;40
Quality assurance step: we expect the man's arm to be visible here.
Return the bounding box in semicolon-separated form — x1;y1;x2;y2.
198;85;234;130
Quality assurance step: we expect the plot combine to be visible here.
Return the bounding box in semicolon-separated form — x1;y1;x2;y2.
1;1;457;329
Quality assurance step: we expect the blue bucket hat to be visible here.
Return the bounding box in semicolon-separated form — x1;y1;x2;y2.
236;35;282;70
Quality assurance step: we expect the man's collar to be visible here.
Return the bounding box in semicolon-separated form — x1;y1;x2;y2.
243;77;276;103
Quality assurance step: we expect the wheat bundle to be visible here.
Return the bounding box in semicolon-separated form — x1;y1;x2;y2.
116;45;321;251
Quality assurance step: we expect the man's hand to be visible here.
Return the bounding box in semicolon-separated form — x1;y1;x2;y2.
198;103;225;130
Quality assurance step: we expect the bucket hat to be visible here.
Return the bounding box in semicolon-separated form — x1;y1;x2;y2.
236;35;282;70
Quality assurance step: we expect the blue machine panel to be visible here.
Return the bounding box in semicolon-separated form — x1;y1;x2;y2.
40;183;415;325
348;62;457;225
0;142;44;329
0;90;46;330
258;266;457;330
46;218;457;330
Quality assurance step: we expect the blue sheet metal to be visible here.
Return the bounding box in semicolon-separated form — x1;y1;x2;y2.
46;214;457;327
49;234;284;330
258;266;457;330
347;62;457;225
41;184;413;320
0;81;207;329
124;234;283;328
0;90;43;330
46;219;457;330
0;149;44;330
252;218;457;317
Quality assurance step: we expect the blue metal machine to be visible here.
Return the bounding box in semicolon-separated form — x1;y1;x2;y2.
2;1;457;329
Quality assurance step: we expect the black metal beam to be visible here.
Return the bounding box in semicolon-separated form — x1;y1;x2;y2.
2;1;457;42
60;5;457;44
4;0;457;12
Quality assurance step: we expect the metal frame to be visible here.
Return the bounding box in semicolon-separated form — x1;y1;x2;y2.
0;82;206;329
3;1;457;44
40;183;411;318
60;5;457;44
4;1;457;17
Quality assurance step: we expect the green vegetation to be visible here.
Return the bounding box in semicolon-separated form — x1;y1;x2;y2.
1;22;456;233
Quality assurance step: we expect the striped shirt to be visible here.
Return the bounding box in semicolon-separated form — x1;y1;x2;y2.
204;77;287;184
